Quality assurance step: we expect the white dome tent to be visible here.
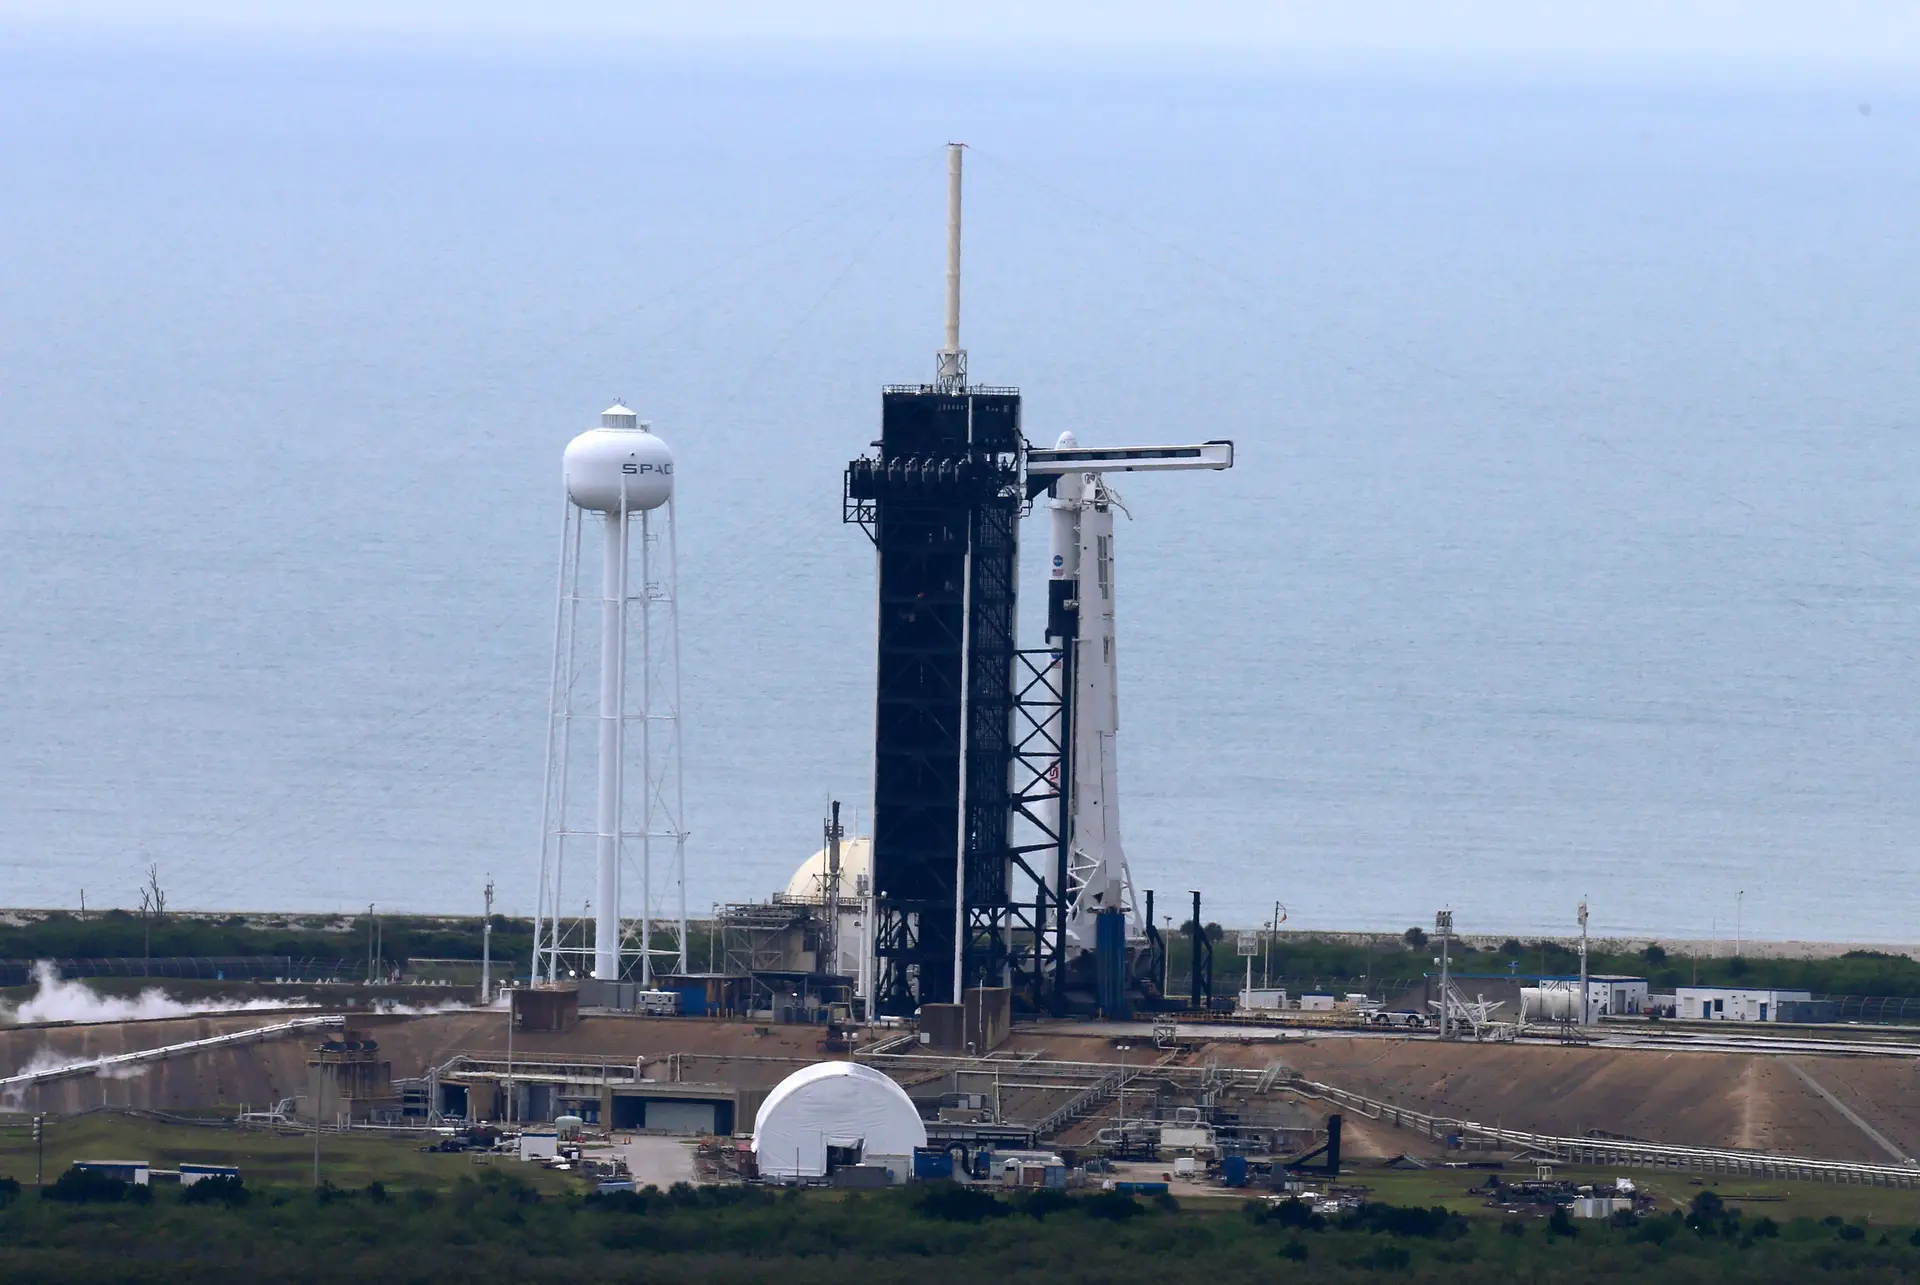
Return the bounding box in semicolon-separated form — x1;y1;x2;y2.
751;1061;927;1183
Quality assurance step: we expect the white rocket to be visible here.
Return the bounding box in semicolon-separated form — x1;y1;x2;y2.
1028;432;1234;948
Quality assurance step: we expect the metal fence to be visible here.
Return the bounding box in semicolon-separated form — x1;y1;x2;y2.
1817;994;1920;1024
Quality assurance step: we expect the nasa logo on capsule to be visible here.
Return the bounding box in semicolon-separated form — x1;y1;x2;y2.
1052;555;1064;567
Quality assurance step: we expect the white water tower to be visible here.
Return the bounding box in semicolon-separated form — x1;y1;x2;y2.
532;403;688;986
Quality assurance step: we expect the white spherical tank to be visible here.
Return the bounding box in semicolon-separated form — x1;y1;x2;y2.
564;403;675;513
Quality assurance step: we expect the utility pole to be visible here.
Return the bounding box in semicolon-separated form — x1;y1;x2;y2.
1577;899;1590;1028
1736;890;1743;957
823;802;843;976
1435;910;1453;1039
308;1070;321;1189
481;878;495;1005
1263;902;1273;988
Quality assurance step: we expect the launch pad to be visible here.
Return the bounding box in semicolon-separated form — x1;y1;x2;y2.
844;145;1234;1017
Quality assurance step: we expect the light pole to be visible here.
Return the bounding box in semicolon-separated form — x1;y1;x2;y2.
1435;910;1453;1039
1736;890;1744;957
1577;899;1590;1028
481;878;495;1005
292;1087;320;1189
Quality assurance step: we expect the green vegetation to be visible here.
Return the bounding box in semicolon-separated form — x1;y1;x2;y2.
1;1120;1916;1281
1163;931;1920;1001
0;1113;579;1195
0;912;726;979
0;1169;1916;1283
5;906;1914;1002
0;910;534;970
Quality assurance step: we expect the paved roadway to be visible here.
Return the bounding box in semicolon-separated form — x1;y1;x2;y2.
1039;1019;1920;1059
610;1135;699;1188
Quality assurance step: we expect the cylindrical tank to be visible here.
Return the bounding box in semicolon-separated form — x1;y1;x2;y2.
1521;986;1580;1022
555;1114;586;1141
564;404;674;513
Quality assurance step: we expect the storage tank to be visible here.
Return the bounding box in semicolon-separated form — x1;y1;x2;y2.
563;405;674;513
1521;984;1580;1022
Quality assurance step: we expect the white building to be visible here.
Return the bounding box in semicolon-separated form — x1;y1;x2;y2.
1519;976;1650;1022
1676;986;1811;1022
751;1061;926;1183
1588;976;1650;1018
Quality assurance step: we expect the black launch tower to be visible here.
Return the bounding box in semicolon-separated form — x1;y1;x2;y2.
844;386;1027;1015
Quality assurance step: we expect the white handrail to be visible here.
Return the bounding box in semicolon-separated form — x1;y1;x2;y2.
0;1015;345;1090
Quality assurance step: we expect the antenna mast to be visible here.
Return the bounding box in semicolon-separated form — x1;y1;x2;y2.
936;142;967;390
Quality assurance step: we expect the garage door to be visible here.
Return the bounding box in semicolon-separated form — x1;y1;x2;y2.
645;1101;719;1134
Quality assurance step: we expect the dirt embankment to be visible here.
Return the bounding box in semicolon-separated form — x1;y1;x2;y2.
5;1012;1916;1167
1196;1036;1920;1163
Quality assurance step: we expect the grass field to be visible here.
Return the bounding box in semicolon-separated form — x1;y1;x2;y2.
2;1113;1916;1224
0;1113;580;1193
1348;1165;1920;1226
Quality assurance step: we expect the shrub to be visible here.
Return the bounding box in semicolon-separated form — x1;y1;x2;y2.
0;1177;20;1206
1547;1206;1578;1237
1837;1224;1866;1242
1278;1239;1309;1261
1633;1215;1679;1246
42;1168;150;1204
1081;1192;1145;1222
1403;928;1428;949
1686;1190;1741;1237
1355;1244;1412;1270
1499;1220;1525;1238
1343;1202;1466;1239
1012;1189;1073;1219
913;1183;1007;1223
180;1175;248;1207
1263;1197;1324;1231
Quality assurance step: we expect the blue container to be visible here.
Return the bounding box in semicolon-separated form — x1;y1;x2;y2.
1095;909;1134;1020
1114;1181;1170;1195
913;1148;954;1181
674;986;709;1017
1222;1155;1248;1188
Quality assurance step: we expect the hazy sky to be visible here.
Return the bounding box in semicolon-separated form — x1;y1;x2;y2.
4;1;1918;75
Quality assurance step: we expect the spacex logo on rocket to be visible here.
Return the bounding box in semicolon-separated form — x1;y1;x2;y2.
621;460;671;474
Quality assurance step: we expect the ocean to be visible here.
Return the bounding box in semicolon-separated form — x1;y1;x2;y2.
1;37;1916;943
